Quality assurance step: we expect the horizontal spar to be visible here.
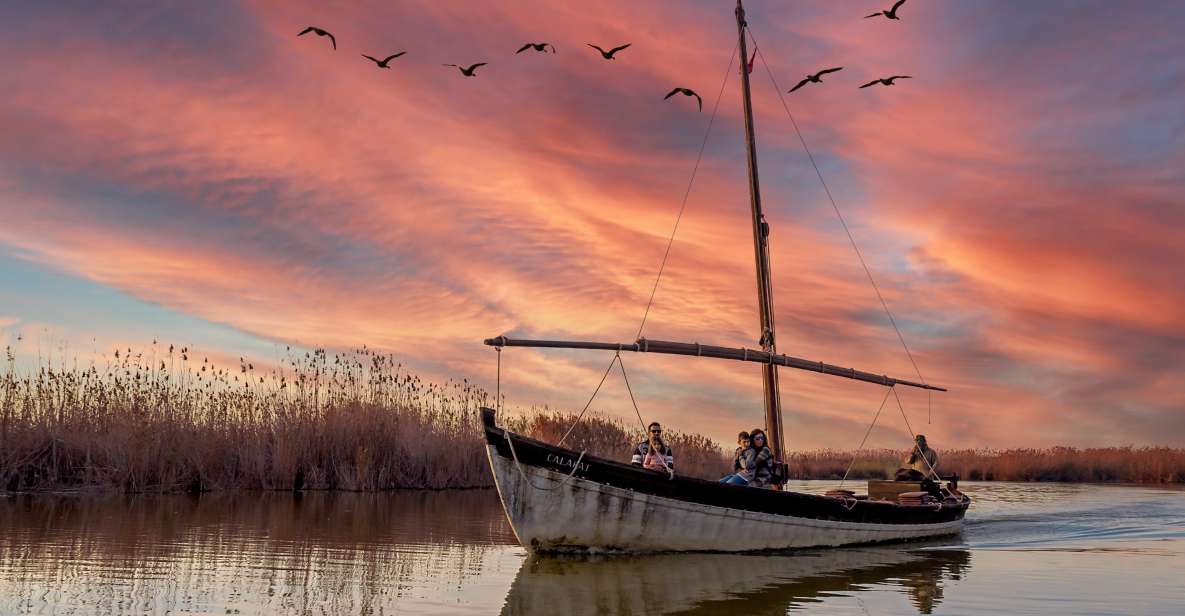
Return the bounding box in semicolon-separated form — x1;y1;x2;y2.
483;336;946;392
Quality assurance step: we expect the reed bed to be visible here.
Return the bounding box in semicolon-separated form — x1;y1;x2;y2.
3;343;1181;492
0;344;727;492
791;447;1185;483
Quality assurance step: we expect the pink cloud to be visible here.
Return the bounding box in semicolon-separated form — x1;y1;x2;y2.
1;0;1182;448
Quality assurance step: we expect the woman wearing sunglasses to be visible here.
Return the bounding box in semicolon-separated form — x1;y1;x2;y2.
747;428;774;488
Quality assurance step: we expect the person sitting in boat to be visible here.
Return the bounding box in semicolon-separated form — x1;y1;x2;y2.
642;435;672;471
631;422;674;472
747;428;775;488
720;431;753;485
895;434;939;481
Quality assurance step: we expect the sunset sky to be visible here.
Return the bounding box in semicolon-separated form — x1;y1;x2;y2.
1;0;1182;450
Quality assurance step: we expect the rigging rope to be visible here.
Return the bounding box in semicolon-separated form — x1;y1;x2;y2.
839;385;894;487
553;42;741;449
505;430;587;492
746;29;930;398
635;41;740;341
558;352;622;447
891;386;942;481
618;353;674;478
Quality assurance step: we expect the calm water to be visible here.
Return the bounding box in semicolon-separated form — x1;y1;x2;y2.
1;482;1182;615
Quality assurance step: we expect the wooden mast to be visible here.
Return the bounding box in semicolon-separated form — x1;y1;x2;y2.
735;0;785;466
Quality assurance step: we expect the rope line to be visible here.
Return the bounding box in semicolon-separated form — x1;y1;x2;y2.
839;385;894;487
890;386;942;481
747;29;929;392
504;430;587;491
617;354;674;478
635;41;739;340
557;352;621;447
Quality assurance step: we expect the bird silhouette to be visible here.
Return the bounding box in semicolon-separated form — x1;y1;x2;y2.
517;42;556;54
788;67;844;93
444;63;488;77
588;43;631;60
859;75;912;88
664;87;703;112
297;26;336;50
865;0;907;20
361;52;406;68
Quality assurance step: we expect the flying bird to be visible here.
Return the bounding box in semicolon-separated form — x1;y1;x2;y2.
588;43;631;60
516;42;556;54
788;67;844;93
664;87;702;112
297;26;336;50
444;63;488;77
859;75;912;88
361;52;406;68
865;0;907;20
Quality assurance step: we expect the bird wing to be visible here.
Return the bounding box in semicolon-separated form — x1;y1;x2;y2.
859;79;879;88
443;64;458;67
298;27;315;36
516;43;532;53
608;43;631;55
548;43;557;53
789;78;810;92
362;54;379;64
382;53;406;63
892;0;908;13
327;33;336;49
693;92;702;112
890;75;912;80
588;44;607;55
818;67;843;75
663;88;681;100
864;12;882;18
468;63;488;71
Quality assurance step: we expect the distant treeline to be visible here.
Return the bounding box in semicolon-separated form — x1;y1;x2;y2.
1;345;1182;492
791;447;1185;484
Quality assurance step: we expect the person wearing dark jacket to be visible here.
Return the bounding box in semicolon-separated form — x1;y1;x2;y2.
747;428;774;488
631;421;674;471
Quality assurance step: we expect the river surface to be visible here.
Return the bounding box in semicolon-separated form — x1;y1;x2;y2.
1;482;1182;615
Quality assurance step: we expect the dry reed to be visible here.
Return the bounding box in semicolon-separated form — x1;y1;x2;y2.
0;343;727;492
790;447;1185;483
3;343;1181;492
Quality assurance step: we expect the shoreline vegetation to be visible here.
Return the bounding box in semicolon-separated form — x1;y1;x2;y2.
2;345;1182;493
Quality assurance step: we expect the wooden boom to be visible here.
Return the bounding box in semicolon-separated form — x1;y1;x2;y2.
484;336;946;392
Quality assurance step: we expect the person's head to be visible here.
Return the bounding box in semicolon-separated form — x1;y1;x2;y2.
647;422;663;445
916;434;927;447
737;431;751;447
749;428;767;449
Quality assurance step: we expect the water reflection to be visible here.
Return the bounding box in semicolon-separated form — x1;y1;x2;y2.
501;546;970;615
4;484;1181;614
0;491;519;615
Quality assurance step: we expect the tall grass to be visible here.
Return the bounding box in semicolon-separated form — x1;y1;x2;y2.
3;343;1182;492
0;344;727;492
791;447;1185;483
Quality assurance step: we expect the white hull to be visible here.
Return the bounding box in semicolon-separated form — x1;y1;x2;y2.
488;445;964;552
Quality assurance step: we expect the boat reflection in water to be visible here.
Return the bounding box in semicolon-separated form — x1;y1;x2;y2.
501;545;970;615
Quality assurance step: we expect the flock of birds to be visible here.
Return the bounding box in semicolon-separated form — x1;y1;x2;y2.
297;0;916;114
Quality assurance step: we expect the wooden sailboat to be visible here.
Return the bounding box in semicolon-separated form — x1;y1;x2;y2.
480;0;970;552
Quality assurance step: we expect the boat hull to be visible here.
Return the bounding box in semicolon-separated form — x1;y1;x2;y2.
483;409;968;552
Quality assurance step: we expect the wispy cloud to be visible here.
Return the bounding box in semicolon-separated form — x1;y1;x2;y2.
1;0;1182;447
